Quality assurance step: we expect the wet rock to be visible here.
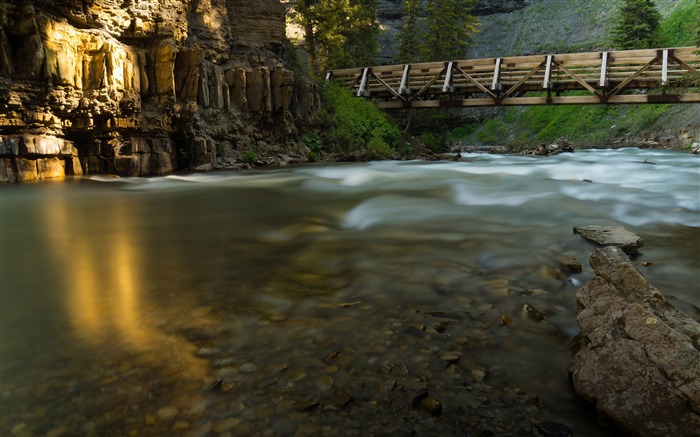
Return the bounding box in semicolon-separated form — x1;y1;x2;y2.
691;143;700;154
172;421;190;432
523;137;574;156
440;353;460;365
634;140;660;148
239;362;257;373
537;421;572;437
390;363;409;376
573;225;644;255
11;423;27;435
213;417;240;433
413;392;443;415
157;406;178;420
569;246;700;436
471;369;487;382
46;426;69;437
294;400;320;412
144;414;157;426
271;418;298;436
314;375;334;392
553;255;583;273
379;380;396;392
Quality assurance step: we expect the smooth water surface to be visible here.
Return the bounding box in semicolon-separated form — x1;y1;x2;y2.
1;148;699;436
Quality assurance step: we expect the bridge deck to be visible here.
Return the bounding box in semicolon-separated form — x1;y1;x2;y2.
328;47;700;109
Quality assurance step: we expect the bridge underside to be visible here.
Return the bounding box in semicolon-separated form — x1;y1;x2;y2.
328;47;700;109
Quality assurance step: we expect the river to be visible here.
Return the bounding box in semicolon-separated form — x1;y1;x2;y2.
1;148;698;436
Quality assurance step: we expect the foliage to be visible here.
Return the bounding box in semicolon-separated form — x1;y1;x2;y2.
451;123;478;139
658;0;698;46
303;133;324;152
420;131;445;152
320;82;405;155
340;0;381;69
244;150;257;164
395;0;480;63
395;0;423;63
475;118;509;145
292;0;380;73
422;0;480;61
611;0;661;49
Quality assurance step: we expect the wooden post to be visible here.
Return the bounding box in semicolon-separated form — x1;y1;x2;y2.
399;64;411;95
599;52;608;87
543;55;553;89
491;58;502;91
357;68;370;97
661;49;669;85
442;62;454;93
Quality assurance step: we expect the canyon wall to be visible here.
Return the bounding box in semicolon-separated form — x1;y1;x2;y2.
0;0;320;182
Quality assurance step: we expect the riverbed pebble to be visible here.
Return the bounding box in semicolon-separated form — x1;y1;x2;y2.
157;406;178;420
471;369;487;382
239;362;257;373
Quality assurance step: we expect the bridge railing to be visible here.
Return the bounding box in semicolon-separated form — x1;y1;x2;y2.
327;47;700;109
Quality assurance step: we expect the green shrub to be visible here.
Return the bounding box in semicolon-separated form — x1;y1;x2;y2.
244;150;257;164
366;137;393;159
306;151;319;162
476;118;509;145
321;83;405;154
303;133;323;152
421;131;445;152
451;123;478;139
658;0;697;46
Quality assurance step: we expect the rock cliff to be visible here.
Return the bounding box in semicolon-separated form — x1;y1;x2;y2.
0;0;320;182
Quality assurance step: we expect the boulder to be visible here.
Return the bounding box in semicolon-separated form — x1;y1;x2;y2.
569;246;700;437
573;225;644;255
691;143;700;154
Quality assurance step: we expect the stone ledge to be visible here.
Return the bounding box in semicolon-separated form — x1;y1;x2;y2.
569;246;700;437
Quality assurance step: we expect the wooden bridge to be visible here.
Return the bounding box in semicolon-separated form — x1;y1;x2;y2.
327;47;700;109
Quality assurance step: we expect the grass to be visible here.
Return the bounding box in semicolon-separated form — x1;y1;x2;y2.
658;0;698;46
453;103;675;149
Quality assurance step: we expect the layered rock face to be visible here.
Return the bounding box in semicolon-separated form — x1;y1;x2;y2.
0;0;319;182
569;246;700;436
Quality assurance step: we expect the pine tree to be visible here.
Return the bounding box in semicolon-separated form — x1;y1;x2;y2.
292;0;380;73
611;0;661;50
337;0;381;69
395;0;423;64
421;0;480;62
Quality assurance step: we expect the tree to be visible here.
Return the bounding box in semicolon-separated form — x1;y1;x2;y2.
611;0;661;50
337;0;381;69
422;0;480;62
292;0;380;74
395;0;423;64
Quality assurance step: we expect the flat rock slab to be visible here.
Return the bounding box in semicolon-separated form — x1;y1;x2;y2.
569;246;700;436
573;225;643;255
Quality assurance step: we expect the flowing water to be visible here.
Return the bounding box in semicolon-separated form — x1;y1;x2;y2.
1;148;698;436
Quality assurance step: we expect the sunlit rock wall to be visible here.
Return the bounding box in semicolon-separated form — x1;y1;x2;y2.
0;0;319;182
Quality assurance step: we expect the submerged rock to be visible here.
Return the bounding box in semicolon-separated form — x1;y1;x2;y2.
573;225;644;255
569;246;700;437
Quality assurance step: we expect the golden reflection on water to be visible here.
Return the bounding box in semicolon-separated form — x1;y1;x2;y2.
41;194;153;349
